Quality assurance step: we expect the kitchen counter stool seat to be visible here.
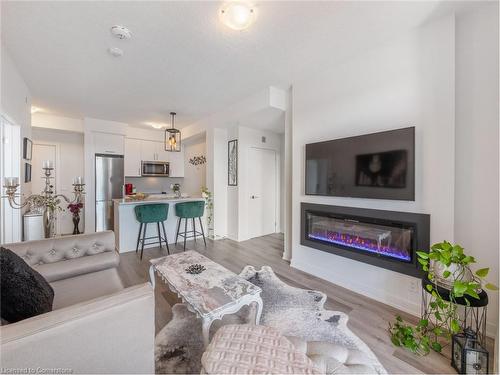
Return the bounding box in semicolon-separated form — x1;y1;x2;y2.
134;203;170;260
175;201;206;251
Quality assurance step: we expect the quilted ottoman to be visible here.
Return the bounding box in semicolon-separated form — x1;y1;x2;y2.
201;324;381;374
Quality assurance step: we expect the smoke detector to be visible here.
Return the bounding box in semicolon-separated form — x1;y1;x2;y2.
110;25;132;40
108;47;124;57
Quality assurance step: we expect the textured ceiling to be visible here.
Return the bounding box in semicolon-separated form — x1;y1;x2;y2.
1;1;473;129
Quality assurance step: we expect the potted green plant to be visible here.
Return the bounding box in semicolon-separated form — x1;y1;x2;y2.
389;241;498;355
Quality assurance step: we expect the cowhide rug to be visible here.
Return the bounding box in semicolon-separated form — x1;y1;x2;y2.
155;265;386;374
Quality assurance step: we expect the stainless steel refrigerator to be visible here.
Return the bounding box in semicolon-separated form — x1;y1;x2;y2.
95;154;124;232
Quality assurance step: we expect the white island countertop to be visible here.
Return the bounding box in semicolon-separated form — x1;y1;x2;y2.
113;195;205;206
113;195;207;253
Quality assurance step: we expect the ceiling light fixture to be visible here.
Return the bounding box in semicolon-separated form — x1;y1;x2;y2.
165;112;181;152
145;122;165;129
31;106;42;114
108;47;124;57
219;2;257;31
110;25;132;40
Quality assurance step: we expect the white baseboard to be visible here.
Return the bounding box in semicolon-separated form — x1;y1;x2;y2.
290;259;497;338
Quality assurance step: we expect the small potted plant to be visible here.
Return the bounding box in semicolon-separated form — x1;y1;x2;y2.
170;183;181;198
389;241;498;356
201;187;213;237
68;202;83;235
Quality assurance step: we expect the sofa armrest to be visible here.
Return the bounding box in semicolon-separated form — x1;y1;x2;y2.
0;283;155;374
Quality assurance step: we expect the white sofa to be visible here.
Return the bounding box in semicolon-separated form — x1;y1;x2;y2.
1;231;155;374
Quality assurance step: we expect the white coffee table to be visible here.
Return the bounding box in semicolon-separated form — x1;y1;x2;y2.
149;250;263;347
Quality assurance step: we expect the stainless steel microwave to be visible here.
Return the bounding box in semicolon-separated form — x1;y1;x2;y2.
141;161;169;176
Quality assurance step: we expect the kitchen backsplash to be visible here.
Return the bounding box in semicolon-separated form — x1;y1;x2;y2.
125;177;185;194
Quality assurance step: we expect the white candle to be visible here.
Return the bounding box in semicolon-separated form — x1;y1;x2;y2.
43;160;54;169
73;176;84;185
4;177;19;187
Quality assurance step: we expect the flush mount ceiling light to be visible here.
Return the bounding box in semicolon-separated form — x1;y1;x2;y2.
219;2;257;30
110;25;132;40
165;112;181;152
145;122;166;129
108;47;124;57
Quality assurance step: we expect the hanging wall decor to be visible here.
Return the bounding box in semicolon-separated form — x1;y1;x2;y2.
23;138;33;160
189;155;206;166
228;139;238;186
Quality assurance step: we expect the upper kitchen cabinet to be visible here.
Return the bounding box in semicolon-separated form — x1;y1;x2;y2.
140;140;157;161
156;141;170;162
124;137;185;177
124;138;142;177
93;132;124;155
168;148;185;177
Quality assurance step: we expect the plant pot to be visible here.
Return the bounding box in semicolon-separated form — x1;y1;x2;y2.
431;261;473;290
72;215;80;235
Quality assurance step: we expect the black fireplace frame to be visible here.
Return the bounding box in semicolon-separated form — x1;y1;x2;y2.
301;202;430;277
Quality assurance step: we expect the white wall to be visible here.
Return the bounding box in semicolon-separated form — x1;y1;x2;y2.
455;3;499;337
32;113;83;133
291;14;455;321
1;45;32;196
206;127;228;239
183;138;206;197
32;127;84;234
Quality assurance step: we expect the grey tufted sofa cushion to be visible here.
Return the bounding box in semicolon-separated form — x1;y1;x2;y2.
5;231;118;282
6;231;115;266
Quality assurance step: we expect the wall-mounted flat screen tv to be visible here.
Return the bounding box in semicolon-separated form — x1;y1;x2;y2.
305;127;415;200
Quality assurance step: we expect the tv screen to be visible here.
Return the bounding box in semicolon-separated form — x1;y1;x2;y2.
305;127;415;200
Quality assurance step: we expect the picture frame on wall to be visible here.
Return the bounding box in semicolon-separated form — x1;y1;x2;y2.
24;163;32;183
23;137;33;160
228;139;238;186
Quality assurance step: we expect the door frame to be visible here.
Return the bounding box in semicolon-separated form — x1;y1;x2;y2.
246;146;279;239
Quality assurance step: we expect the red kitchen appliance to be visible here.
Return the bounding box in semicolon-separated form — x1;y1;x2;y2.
125;183;133;195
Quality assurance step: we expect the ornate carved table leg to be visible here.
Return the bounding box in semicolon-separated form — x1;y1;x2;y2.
149;265;156;289
254;294;263;325
202;318;214;347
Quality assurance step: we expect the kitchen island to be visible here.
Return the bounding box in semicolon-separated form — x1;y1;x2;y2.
113;195;207;253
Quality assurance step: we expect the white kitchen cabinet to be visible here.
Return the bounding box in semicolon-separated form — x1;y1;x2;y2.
168;148;185;177
124;138;142;177
122;137;184;177
140;140;157;161
94;132;124;155
156;141;169;162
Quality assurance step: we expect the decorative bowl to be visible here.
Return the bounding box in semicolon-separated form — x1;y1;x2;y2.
185;264;206;275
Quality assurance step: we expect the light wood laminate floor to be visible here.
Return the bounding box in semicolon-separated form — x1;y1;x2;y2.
117;234;494;374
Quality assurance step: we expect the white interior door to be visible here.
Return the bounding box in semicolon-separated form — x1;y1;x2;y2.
0;116;21;244
32;143;59;233
248;147;277;239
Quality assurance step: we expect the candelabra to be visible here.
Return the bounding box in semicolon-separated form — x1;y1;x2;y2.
3;161;85;238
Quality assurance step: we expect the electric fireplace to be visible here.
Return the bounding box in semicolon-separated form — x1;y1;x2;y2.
301;203;430;277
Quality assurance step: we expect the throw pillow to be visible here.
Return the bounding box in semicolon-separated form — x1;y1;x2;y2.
0;247;54;323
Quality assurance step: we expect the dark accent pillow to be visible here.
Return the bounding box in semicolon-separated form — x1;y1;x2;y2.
0;247;54;323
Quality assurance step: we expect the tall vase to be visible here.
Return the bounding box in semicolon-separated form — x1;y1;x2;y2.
72;214;80;235
43;208;55;238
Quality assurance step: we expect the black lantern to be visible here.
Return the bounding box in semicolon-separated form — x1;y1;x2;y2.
452;328;489;374
165;112;181;152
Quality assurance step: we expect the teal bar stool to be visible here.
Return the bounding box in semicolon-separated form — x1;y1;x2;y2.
134;203;170;260
175;201;206;251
